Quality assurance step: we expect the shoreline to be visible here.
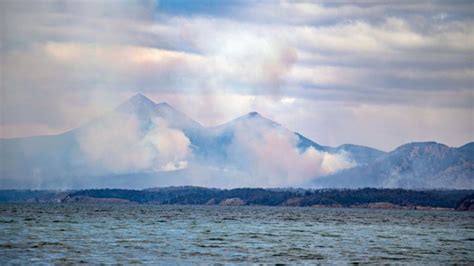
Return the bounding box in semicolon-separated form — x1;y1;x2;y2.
1;187;472;211
4;198;455;211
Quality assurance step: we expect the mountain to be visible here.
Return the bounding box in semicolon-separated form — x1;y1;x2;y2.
327;144;386;166
313;142;473;189
205;111;321;161
1;94;472;189
207;111;384;163
0;94;205;188
458;142;474;161
85;93;202;132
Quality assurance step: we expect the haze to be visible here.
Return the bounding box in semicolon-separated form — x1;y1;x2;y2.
1;0;473;151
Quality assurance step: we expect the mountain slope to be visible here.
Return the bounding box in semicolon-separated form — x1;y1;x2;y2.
457;142;474;161
327;144;386;166
82;93;202;132
1;94;471;189
0;94;204;188
313;142;473;189
207;111;380;164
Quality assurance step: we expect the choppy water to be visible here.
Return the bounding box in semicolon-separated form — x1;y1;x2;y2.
0;204;473;264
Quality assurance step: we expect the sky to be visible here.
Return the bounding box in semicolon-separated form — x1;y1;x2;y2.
0;0;473;151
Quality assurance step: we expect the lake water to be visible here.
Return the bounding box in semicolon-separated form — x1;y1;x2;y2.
1;204;473;264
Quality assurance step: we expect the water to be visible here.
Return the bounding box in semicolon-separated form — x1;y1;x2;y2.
1;204;473;264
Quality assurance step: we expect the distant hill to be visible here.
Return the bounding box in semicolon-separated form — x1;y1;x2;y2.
313;142;473;189
458;142;474;161
0;94;472;189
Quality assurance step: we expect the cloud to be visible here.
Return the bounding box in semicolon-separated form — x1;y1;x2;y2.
175;17;298;93
77;113;191;173
0;0;472;151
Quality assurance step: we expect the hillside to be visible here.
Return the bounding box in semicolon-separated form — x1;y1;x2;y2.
313;142;473;189
1;94;472;189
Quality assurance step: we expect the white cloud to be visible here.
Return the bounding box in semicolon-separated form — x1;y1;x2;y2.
280;97;295;105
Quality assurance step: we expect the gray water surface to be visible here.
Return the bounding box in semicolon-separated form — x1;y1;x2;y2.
1;204;473;264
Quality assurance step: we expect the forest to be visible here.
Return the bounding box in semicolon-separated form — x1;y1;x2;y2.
2;187;472;210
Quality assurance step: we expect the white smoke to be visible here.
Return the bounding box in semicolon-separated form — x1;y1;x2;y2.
77;113;191;174
225;118;354;187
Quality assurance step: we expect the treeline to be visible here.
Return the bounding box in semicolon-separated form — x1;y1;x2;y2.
68;187;294;205
1;187;472;209
65;187;473;208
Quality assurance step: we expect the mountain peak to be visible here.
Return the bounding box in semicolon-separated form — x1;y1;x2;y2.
243;112;279;126
239;111;270;122
248;111;261;117
128;93;156;106
216;111;280;130
115;93;156;114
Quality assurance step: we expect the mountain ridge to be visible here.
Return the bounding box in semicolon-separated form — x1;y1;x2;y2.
1;94;470;150
313;141;473;189
1;94;472;189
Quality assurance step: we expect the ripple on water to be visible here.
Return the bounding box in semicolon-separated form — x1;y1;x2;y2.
0;204;473;264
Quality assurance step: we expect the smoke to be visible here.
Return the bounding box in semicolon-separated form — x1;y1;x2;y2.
77;113;191;174
76;107;354;187
224;117;354;187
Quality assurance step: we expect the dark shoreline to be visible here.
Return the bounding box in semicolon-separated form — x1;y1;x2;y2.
1;187;473;211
